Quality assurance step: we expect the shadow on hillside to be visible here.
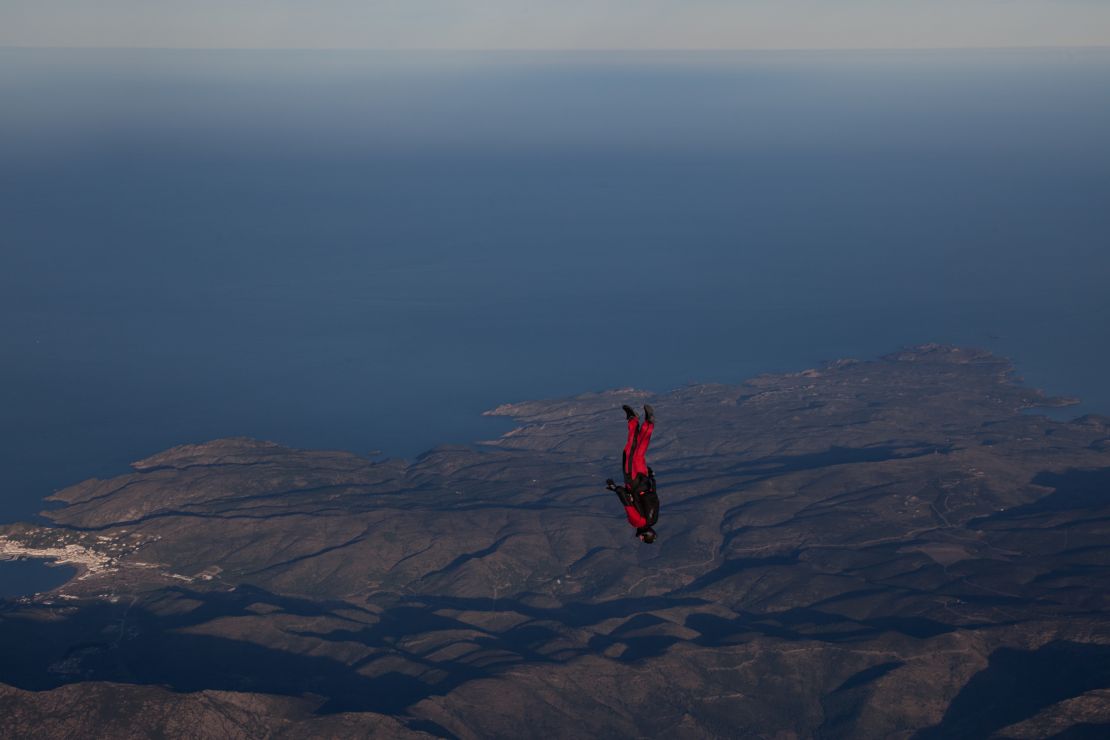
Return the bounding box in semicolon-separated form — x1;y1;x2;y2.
913;641;1110;739
0;585;706;717
4;581;1096;728
685;607;959;646
0;587;451;717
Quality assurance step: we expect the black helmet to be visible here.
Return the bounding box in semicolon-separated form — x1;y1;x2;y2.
637;527;657;544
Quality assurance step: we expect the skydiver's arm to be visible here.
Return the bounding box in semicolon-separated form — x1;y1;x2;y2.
623;506;648;528
606;479;634;506
607;480;647;528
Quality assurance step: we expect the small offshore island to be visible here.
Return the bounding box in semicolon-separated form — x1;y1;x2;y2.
1;345;1108;738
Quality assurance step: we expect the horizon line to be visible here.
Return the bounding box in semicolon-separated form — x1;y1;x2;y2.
4;43;1110;53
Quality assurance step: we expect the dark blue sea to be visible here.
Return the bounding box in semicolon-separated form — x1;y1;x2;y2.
2;47;1108;540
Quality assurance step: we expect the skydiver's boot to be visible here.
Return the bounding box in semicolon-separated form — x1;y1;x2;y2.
643;404;655;424
622;404;638;421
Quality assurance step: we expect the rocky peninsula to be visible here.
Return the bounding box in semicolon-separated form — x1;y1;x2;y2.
1;345;1108;738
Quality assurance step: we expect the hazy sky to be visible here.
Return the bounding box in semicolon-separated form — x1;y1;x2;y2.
3;0;1110;50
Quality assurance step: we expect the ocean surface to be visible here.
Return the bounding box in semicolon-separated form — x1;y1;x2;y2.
0;559;75;599
1;47;1109;545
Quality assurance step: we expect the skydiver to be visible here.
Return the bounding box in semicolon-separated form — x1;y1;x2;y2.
605;404;659;544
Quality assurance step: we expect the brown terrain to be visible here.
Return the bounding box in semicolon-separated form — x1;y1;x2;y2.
1;344;1108;738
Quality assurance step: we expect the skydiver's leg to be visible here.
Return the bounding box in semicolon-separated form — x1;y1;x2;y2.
623;411;639;480
630;421;653;479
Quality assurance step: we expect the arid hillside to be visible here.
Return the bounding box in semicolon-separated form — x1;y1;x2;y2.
2;345;1108;738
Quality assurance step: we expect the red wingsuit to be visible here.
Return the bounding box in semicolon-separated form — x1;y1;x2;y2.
621;416;655;528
